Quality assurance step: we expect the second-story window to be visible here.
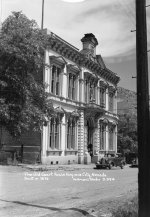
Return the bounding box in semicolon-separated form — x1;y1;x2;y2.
51;65;61;96
100;87;106;108
84;77;97;104
84;80;88;103
89;82;96;102
68;74;76;100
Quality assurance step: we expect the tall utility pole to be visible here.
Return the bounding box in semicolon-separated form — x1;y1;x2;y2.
136;0;150;216
0;0;2;30
41;0;45;29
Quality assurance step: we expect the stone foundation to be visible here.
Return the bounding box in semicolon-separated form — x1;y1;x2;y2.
41;155;78;165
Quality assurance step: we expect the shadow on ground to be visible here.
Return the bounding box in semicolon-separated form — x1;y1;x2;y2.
0;199;90;216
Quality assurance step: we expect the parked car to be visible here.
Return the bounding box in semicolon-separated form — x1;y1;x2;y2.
125;152;138;164
95;153;126;169
131;157;138;167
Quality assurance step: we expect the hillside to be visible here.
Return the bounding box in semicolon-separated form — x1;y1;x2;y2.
117;87;137;116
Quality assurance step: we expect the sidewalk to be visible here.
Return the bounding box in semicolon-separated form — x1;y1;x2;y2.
17;163;129;172
17;163;96;171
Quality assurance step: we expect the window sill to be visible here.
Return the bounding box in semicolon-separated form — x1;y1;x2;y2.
66;98;79;103
47;149;63;156
107;150;115;153
48;94;80;104
47;149;62;152
65;149;78;155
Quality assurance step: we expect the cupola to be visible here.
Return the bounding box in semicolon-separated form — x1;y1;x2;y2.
81;33;98;57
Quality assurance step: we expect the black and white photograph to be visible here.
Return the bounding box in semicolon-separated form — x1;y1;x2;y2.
0;0;150;216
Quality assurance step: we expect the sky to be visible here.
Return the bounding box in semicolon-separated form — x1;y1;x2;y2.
0;0;150;92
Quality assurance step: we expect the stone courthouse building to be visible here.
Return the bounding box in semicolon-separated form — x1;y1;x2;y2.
0;31;120;164
41;30;120;164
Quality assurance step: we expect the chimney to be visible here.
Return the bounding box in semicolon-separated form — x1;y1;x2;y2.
81;33;98;57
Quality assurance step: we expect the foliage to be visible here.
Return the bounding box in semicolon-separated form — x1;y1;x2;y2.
0;12;54;137
117;113;138;154
112;194;138;217
117;135;138;154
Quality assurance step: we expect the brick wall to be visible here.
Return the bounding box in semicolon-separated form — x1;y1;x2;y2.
0;128;41;163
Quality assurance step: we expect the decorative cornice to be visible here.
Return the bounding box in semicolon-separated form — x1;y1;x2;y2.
99;80;108;89
108;85;116;94
66;64;81;75
48;32;120;85
79;78;84;83
49;55;67;68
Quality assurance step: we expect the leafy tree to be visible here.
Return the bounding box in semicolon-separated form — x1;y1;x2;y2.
117;113;138;154
117;134;138;154
0;12;54;137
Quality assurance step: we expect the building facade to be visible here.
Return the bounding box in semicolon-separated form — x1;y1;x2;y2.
42;31;120;164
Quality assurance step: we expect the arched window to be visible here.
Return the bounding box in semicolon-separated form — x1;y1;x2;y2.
84;80;88;103
51;65;61;96
99;122;106;150
99;81;107;108
84;78;96;103
49;118;59;149
67;118;76;150
68;73;76;100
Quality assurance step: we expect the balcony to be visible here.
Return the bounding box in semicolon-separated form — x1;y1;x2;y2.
84;100;105;119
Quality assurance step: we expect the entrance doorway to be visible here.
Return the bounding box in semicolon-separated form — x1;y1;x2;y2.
87;120;93;145
85;118;94;158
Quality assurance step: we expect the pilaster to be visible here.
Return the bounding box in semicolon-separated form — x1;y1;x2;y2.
105;125;109;153
92;126;99;163
106;87;109;110
78;111;85;163
115;125;117;152
95;86;98;104
76;75;80;101
115;91;117;114
44;50;51;93
79;69;84;103
97;85;100;105
84;125;91;164
97;122;100;152
62;65;67;98
42;125;49;157
93;127;99;155
61;114;66;156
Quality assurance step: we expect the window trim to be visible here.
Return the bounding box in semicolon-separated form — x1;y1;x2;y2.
68;73;77;101
99;123;106;150
50;64;61;96
49;117;60;150
66;117;76;150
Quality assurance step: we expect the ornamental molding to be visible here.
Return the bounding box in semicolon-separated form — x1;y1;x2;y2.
66;64;81;75
66;109;80;121
108;125;115;132
84;72;98;84
99;80;108;89
99;118;109;125
55;106;66;114
48;34;120;85
49;55;67;68
55;106;65;119
99;117;117;126
79;78;84;83
108;85;117;94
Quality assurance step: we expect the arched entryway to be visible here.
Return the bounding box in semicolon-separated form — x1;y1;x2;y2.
84;117;95;158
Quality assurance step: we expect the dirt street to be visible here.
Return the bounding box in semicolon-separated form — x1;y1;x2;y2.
0;165;138;217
